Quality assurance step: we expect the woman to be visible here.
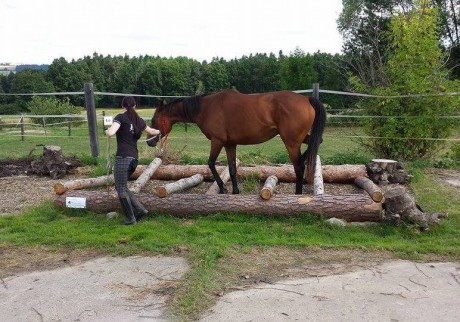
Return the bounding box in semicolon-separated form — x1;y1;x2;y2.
105;96;160;225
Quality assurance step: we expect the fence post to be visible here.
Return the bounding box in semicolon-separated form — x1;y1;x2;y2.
84;83;99;157
68;113;72;137
312;83;320;100
20;114;24;141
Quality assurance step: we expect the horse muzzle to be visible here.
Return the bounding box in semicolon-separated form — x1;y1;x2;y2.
146;133;161;147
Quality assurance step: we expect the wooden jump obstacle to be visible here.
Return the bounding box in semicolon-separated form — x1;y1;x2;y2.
53;158;446;228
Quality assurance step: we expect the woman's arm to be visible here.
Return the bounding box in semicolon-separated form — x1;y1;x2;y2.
105;122;120;137
144;125;160;136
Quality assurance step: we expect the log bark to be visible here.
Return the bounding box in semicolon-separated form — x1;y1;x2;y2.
354;176;384;202
206;159;240;195
135;164;368;183
313;155;324;195
260;175;278;200
54;175;115;195
54;191;383;222
130;158;162;193
54;164;369;195
156;174;204;198
321;164;368;183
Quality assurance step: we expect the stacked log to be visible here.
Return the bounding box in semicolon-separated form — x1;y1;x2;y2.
55;190;383;222
54;164;367;195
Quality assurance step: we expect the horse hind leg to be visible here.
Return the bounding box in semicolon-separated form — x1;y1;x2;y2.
208;141;227;194
224;145;239;194
286;145;304;194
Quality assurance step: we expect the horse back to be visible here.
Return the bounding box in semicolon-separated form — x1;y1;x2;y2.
196;90;315;145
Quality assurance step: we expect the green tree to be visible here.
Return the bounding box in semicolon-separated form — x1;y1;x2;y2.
202;59;230;92
352;0;459;160
280;48;317;91
10;69;55;111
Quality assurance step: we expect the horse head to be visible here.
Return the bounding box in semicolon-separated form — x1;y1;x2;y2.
146;100;172;147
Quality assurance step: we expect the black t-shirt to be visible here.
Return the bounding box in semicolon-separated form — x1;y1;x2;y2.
113;112;146;159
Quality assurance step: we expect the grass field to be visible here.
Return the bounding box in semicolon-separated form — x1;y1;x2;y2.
0;109;459;320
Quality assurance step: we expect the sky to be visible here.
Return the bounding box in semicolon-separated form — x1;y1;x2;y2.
1;0;343;65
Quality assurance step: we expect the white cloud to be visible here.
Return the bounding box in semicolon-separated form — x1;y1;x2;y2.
0;0;343;64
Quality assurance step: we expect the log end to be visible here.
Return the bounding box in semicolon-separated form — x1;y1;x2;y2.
155;186;167;198
53;182;67;195
260;188;272;200
371;191;384;203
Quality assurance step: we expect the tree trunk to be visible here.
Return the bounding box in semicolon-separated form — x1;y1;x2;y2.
354;176;384;202
260;175;278;200
54;191;383;222
156;174;204;198
130;158;162;193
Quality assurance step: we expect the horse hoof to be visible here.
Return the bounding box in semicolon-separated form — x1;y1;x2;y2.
232;189;240;194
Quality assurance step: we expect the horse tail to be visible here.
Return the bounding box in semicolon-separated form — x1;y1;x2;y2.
303;97;326;182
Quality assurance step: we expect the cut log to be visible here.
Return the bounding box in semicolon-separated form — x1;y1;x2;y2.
54;164;369;195
54;175;115;195
321;164;368;183
130;158;162;193
135;164;368;183
313;155;324;195
155;174;204;198
54;191;383;222
206;159;240;195
354;176;384;202
260;175;278;200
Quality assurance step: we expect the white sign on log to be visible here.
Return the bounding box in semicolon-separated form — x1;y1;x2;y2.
66;197;86;209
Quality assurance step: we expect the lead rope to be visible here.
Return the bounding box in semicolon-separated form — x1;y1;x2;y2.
106;135;112;196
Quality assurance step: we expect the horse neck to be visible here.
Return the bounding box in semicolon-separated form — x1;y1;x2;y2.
170;100;198;124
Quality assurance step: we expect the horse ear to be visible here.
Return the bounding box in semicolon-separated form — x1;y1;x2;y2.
159;99;167;106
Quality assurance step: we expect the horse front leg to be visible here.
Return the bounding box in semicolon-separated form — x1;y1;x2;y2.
208;141;226;194
224;145;239;194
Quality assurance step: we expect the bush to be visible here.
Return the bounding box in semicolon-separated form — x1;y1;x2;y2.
26;96;82;125
0;103;20;115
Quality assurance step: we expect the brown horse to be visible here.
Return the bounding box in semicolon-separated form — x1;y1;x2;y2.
147;90;326;194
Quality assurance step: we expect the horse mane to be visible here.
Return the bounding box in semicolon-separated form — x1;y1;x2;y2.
163;93;209;121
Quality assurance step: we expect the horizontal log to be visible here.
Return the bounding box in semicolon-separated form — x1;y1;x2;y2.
54;191;383;222
54;164;368;195
135;164;368;183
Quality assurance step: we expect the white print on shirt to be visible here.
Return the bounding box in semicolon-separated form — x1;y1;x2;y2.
130;124;134;134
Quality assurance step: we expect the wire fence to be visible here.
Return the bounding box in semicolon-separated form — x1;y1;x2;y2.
1;86;459;143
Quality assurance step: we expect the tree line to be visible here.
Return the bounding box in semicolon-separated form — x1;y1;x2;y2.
0;50;349;113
